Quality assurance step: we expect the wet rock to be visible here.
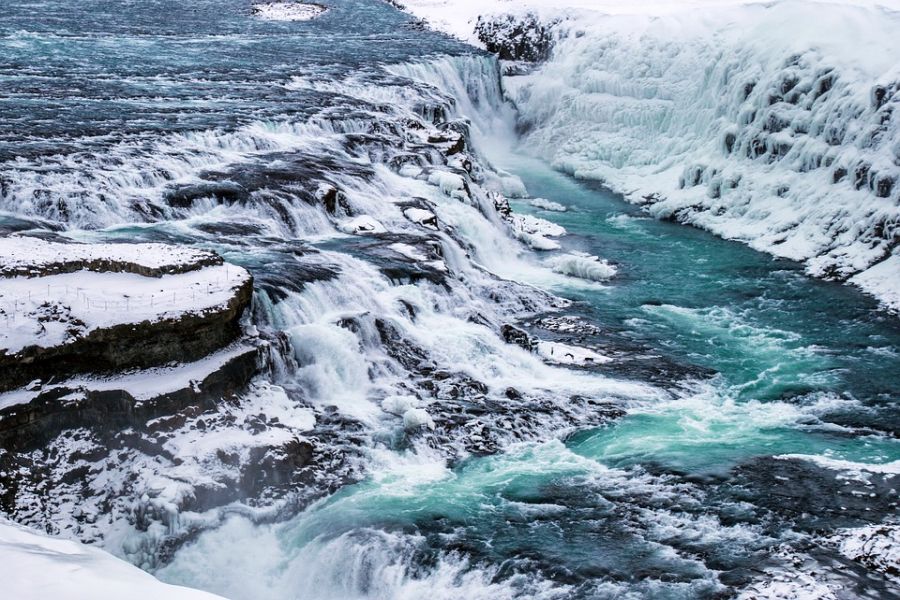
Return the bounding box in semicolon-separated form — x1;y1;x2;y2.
501;323;534;351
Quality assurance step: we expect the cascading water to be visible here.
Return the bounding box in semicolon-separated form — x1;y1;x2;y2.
1;0;899;598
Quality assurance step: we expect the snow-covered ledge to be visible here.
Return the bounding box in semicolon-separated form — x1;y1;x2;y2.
0;236;253;392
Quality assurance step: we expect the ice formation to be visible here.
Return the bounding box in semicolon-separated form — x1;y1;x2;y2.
401;0;900;311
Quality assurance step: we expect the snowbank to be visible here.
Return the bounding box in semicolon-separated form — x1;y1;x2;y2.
400;0;899;44
0;236;219;277
0;519;226;600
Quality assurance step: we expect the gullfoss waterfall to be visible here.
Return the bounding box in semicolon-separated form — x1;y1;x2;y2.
0;0;898;598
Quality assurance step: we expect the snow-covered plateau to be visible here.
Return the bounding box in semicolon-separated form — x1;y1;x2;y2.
401;0;900;311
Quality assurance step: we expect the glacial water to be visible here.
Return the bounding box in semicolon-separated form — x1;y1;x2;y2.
158;150;900;600
2;0;899;598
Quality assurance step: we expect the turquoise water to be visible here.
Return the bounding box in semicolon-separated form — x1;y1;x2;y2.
501;154;900;476
159;153;900;599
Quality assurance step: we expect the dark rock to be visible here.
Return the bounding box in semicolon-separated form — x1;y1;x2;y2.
501;324;534;352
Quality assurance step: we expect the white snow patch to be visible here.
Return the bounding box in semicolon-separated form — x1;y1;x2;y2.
337;215;386;235
0;343;258;410
536;340;612;365
508;212;566;250
850;254;900;313
0;519;226;600
528;198;567;212
0;263;250;355
402;207;438;229
831;524;900;583
251;2;326;21
427;171;466;196
0;236;217;277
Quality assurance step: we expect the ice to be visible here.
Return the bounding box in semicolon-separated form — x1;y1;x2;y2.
545;252;617;282
399;0;900;310
528;198;567;212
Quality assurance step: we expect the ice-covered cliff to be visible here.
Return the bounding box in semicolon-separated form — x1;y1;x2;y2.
400;0;900;311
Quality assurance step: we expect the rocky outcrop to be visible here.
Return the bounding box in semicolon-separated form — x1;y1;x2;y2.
0;344;262;451
0;276;252;393
0;239;254;392
474;13;557;62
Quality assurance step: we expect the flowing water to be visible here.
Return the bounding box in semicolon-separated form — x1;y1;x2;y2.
2;0;899;598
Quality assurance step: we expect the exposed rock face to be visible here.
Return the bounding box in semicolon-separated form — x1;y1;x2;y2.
0;280;252;393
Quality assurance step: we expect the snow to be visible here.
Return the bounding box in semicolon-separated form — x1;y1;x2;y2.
403;207;439;229
0;263;250;355
388;242;447;271
831;524;900;583
399;0;899;45
338;215;386;235
528;198;567;212
508;212;566;251
775;453;900;475
427;171;466;196
251;2;326;21
161;383;315;462
0;518;226;600
0;235;218;277
850;254;900;313
536;340;612;365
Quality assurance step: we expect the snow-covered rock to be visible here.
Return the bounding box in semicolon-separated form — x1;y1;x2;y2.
338;215;386;235
251;2;326;21
546;252;617;282
508;212;566;251
528;197;567;212
536;340;612;366
0;237;253;392
403;207;439;229
0;519;226;600
831;524;900;583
